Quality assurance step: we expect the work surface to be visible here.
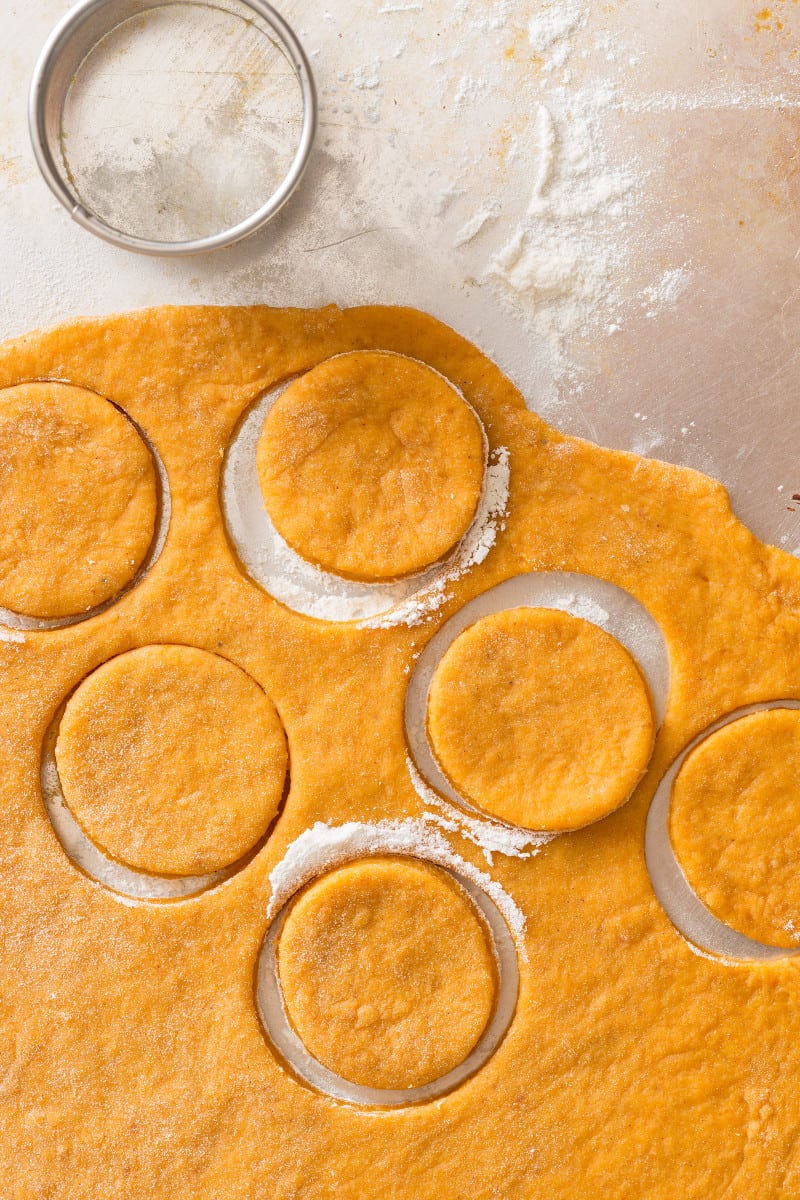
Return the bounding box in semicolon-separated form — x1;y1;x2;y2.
1;0;798;550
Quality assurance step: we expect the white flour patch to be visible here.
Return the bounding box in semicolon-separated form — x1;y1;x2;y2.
641;265;692;315
528;0;586;67
454;74;489;113
352;61;382;90
484;68;638;373
529;104;557;201
559;593;610;627
453;205;499;247
266;818;529;955
406;754;553;866
365;446;510;629
0;628;26;643
622;87;800;114
680;937;738;968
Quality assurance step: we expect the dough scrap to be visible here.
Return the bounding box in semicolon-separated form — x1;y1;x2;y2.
257;350;485;580
0;382;157;618
427;606;655;830
277;858;497;1089
670;708;800;948
55;645;287;876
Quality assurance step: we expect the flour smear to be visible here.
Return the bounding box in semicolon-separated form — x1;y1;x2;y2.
481;3;638;374
267;817;529;956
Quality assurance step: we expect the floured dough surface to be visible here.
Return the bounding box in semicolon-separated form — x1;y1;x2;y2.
256;350;485;580
0;382;157;618
2;305;800;1199
427;607;655;830
670;708;800;948
55;645;287;875
277;858;496;1088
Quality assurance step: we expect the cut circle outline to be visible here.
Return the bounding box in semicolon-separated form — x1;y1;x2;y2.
645;699;800;962
255;854;520;1108
220;352;508;626
40;644;289;902
405;571;670;835
0;380;171;632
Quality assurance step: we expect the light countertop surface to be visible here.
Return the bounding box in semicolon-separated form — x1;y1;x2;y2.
1;0;798;555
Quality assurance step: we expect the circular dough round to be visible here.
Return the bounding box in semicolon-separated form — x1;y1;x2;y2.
55;645;287;876
256;351;485;581
670;708;800;948
277;858;497;1089
0;383;157;618
427;607;655;831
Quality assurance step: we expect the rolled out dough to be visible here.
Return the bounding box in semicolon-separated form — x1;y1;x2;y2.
0;305;798;1198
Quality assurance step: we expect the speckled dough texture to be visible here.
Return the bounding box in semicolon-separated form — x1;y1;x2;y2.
257;350;485;580
427;606;655;831
55;644;288;876
1;305;800;1199
277;857;496;1089
0;382;157;618
670;708;800;949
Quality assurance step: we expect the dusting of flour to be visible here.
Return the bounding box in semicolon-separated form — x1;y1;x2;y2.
0;628;26;643
267;818;529;956
559;593;610;627
222;369;509;627
405;754;553;866
527;0;585;64
365;446;510;629
482;3;638;374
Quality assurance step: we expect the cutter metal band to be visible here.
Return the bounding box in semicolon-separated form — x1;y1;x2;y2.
29;0;317;256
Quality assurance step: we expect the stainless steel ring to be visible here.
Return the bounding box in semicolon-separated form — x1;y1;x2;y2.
28;0;317;256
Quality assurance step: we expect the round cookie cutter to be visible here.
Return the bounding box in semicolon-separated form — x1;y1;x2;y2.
29;0;317;255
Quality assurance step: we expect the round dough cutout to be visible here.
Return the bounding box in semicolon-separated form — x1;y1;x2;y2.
0;383;158;618
55;645;288;876
427;606;655;831
256;351;485;581
670;708;800;948
277;858;497;1090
